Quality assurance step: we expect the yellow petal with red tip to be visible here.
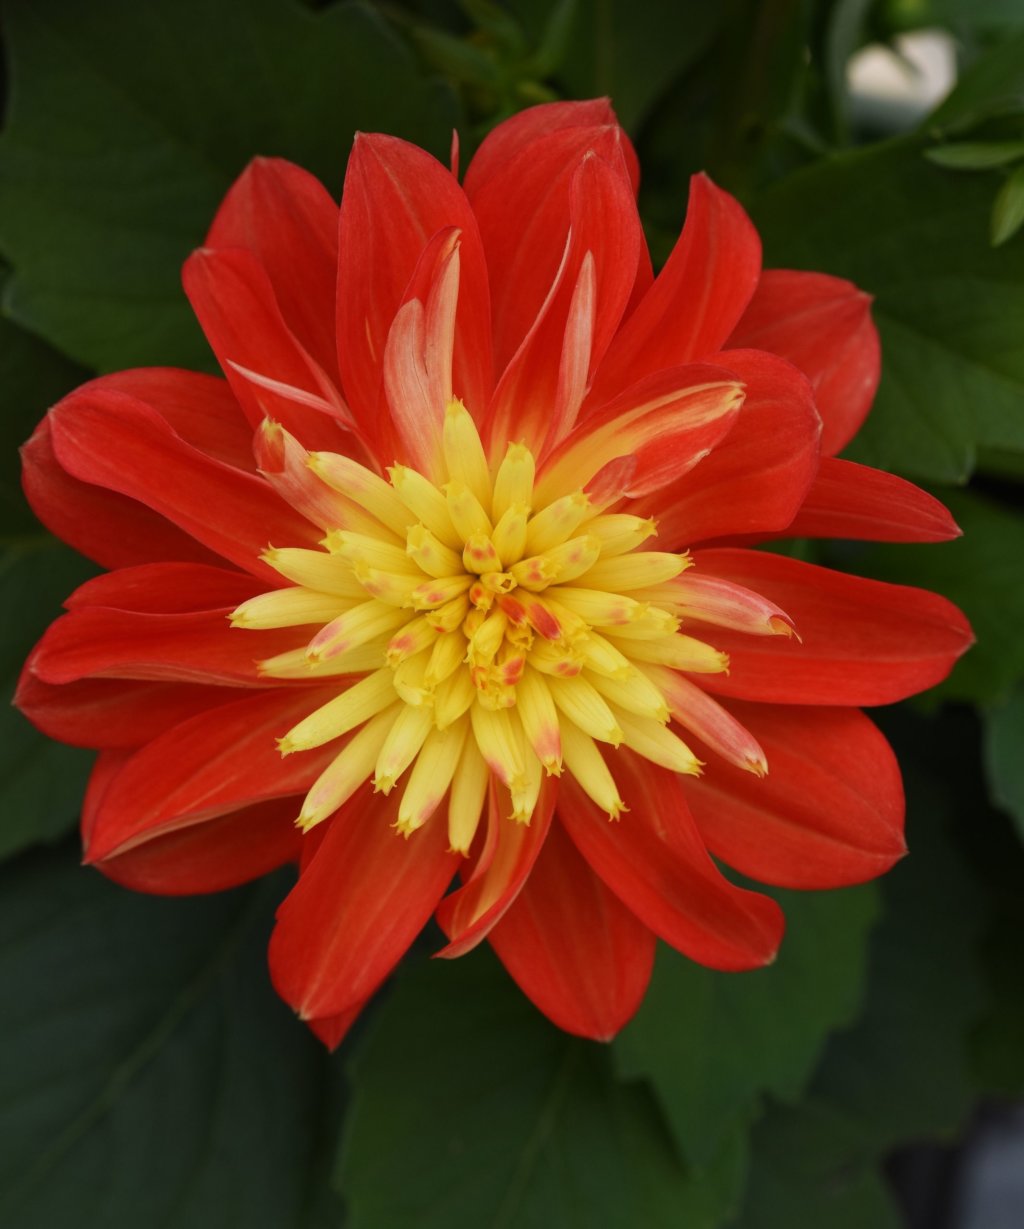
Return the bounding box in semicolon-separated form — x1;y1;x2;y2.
308;600;408;661
491;503;529;566
307;451;414;538
559;720;625;819
373;703;435;795
470;703;525;789
230;589;354;629
525;491;591;554
491;442;535;520
443;399;491;512
262;548;366;597
447;735;489;854
296;705;399;830
388;464;461;547
586;513;658;556
613;709;703;775
445;480;492;540
396;720;469;835
516;669;562;774
546;673;623;746
612;631;729;673
278;668;397;755
579;551;690;592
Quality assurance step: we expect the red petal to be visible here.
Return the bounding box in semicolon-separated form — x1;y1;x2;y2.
634;349;820;546
559;752;783;970
84;688;339;861
93;795;303;896
28;607;301;687
206;157;340;382
183;247;352;451
488;819;655;1040
434;777;556;959
537;362;743;503
337;133;492;439
65;563;262;614
87;368;256;471
776;457;962;543
21;416;219;570
692;548;974;705
585;174;761;408
304;1003;367;1050
48;388;320;577
727;269;880;456
469;125;637;377
485;151;644;457
380;226;462;474
15;671;236;749
685;701;905;888
269;784;459;1020
463;99;639;199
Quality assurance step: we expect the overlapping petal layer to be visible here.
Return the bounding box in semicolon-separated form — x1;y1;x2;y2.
18;99;973;1045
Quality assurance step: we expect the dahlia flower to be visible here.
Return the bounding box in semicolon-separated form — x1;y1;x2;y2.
18;99;972;1044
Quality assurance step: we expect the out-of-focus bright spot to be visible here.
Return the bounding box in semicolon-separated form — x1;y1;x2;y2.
847;29;957;129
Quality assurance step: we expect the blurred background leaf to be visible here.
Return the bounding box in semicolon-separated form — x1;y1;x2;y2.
0;0;459;372
0;845;346;1228
340;947;746;1228
613;883;878;1168
0;305;95;861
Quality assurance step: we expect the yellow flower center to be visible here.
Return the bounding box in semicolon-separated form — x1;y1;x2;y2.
231;400;731;854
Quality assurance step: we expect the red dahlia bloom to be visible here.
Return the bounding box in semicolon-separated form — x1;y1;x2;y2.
18;99;972;1045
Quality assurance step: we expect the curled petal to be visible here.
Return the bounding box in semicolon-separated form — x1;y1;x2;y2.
337;133;492;440
435;776;557;959
635;349;820;546
537;363;744;503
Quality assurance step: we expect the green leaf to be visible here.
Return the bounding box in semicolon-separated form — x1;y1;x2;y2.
0;0;458;372
548;0;723;132
984;687;1024;838
753;136;1024;481
852;489;1024;703
0;845;345;1228
729;1100;903;1229
805;737;989;1149
0;539;96;861
972;916;1024;1096
929;29;1024;131
0;309;96;860
340;948;746;1229
613;884;878;1168
925;139;1024;169
991;162;1024;244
